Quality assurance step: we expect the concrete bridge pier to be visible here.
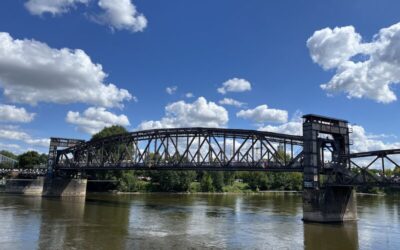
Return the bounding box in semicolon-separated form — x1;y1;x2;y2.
5;177;87;197
5;177;45;195
42;177;87;197
303;186;357;222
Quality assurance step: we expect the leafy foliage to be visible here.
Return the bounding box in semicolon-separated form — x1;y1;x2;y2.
200;173;214;192
18;151;47;168
149;170;196;192
91;125;128;141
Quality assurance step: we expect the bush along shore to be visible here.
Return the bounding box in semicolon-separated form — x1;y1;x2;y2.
86;170;303;193
87;170;399;195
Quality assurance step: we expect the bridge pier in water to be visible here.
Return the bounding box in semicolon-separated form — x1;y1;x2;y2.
303;186;357;222
302;115;357;222
42;177;87;197
5;177;87;197
42;137;87;197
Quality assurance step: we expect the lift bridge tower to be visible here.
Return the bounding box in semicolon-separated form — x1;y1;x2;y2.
302;114;357;222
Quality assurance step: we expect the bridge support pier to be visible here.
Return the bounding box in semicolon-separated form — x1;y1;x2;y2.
42;177;87;197
5;177;87;197
303;186;357;223
5;177;45;195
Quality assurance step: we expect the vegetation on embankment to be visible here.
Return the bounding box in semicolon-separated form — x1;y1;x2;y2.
92;169;303;193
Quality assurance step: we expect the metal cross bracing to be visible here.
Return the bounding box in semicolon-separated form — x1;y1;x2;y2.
313;144;400;187
55;128;304;172
48;137;85;175
51;115;400;188
339;149;400;187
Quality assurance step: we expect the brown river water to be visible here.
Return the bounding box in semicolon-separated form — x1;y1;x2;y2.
0;193;399;250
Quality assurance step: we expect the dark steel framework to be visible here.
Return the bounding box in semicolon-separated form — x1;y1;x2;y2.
342;149;400;187
55;128;304;172
48;137;84;175
52;115;400;187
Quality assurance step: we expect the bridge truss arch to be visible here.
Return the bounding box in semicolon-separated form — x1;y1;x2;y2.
55;128;304;172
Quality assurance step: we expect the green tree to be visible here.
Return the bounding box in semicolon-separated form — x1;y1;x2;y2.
39;153;48;164
150;170;196;192
200;173;214;192
91;125;128;141
18;151;41;168
118;171;144;192
242;172;273;191
223;171;236;186
210;171;224;192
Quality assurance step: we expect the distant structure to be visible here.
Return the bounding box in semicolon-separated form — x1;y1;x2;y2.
0;153;18;166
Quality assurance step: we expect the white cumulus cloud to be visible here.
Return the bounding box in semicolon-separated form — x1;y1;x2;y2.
0;32;132;108
236;105;288;123
137;97;229;130
351;125;400;153
219;98;246;108
0;142;21;153
25;0;89;15
0;104;35;123
217;78;251;94
25;0;147;33
258;111;303;135
166;86;178;95
0;127;50;148
307;22;400;103
66;107;131;134
185;92;194;98
95;0;147;32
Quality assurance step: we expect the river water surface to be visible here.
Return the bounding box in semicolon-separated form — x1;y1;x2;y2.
0;193;399;250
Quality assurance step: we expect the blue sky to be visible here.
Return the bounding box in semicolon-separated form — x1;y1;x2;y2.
1;0;400;154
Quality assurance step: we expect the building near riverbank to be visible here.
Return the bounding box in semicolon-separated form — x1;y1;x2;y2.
0;154;17;167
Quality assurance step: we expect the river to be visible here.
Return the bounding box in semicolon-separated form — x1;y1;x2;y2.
0;193;399;250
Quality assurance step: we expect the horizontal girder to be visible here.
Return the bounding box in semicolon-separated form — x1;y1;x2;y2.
51;126;400;187
349;148;400;158
55;127;304;171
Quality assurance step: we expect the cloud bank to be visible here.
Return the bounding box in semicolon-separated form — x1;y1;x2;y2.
138;97;229;130
0;32;132;108
308;22;400;103
66;107;130;134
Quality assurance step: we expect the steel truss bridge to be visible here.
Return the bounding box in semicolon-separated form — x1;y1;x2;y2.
53;115;400;187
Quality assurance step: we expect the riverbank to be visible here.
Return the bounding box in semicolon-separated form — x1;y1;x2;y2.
113;190;302;195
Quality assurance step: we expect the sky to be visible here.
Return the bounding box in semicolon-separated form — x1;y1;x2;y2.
1;0;400;154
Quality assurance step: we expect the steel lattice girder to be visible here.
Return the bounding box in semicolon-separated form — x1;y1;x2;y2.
55;127;304;171
340;149;400;187
53;127;400;187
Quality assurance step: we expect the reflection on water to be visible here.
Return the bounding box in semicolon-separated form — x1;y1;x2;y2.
304;222;358;250
0;193;399;249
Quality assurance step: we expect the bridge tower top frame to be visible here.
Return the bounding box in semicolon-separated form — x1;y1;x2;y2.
48;137;85;175
302;114;351;189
